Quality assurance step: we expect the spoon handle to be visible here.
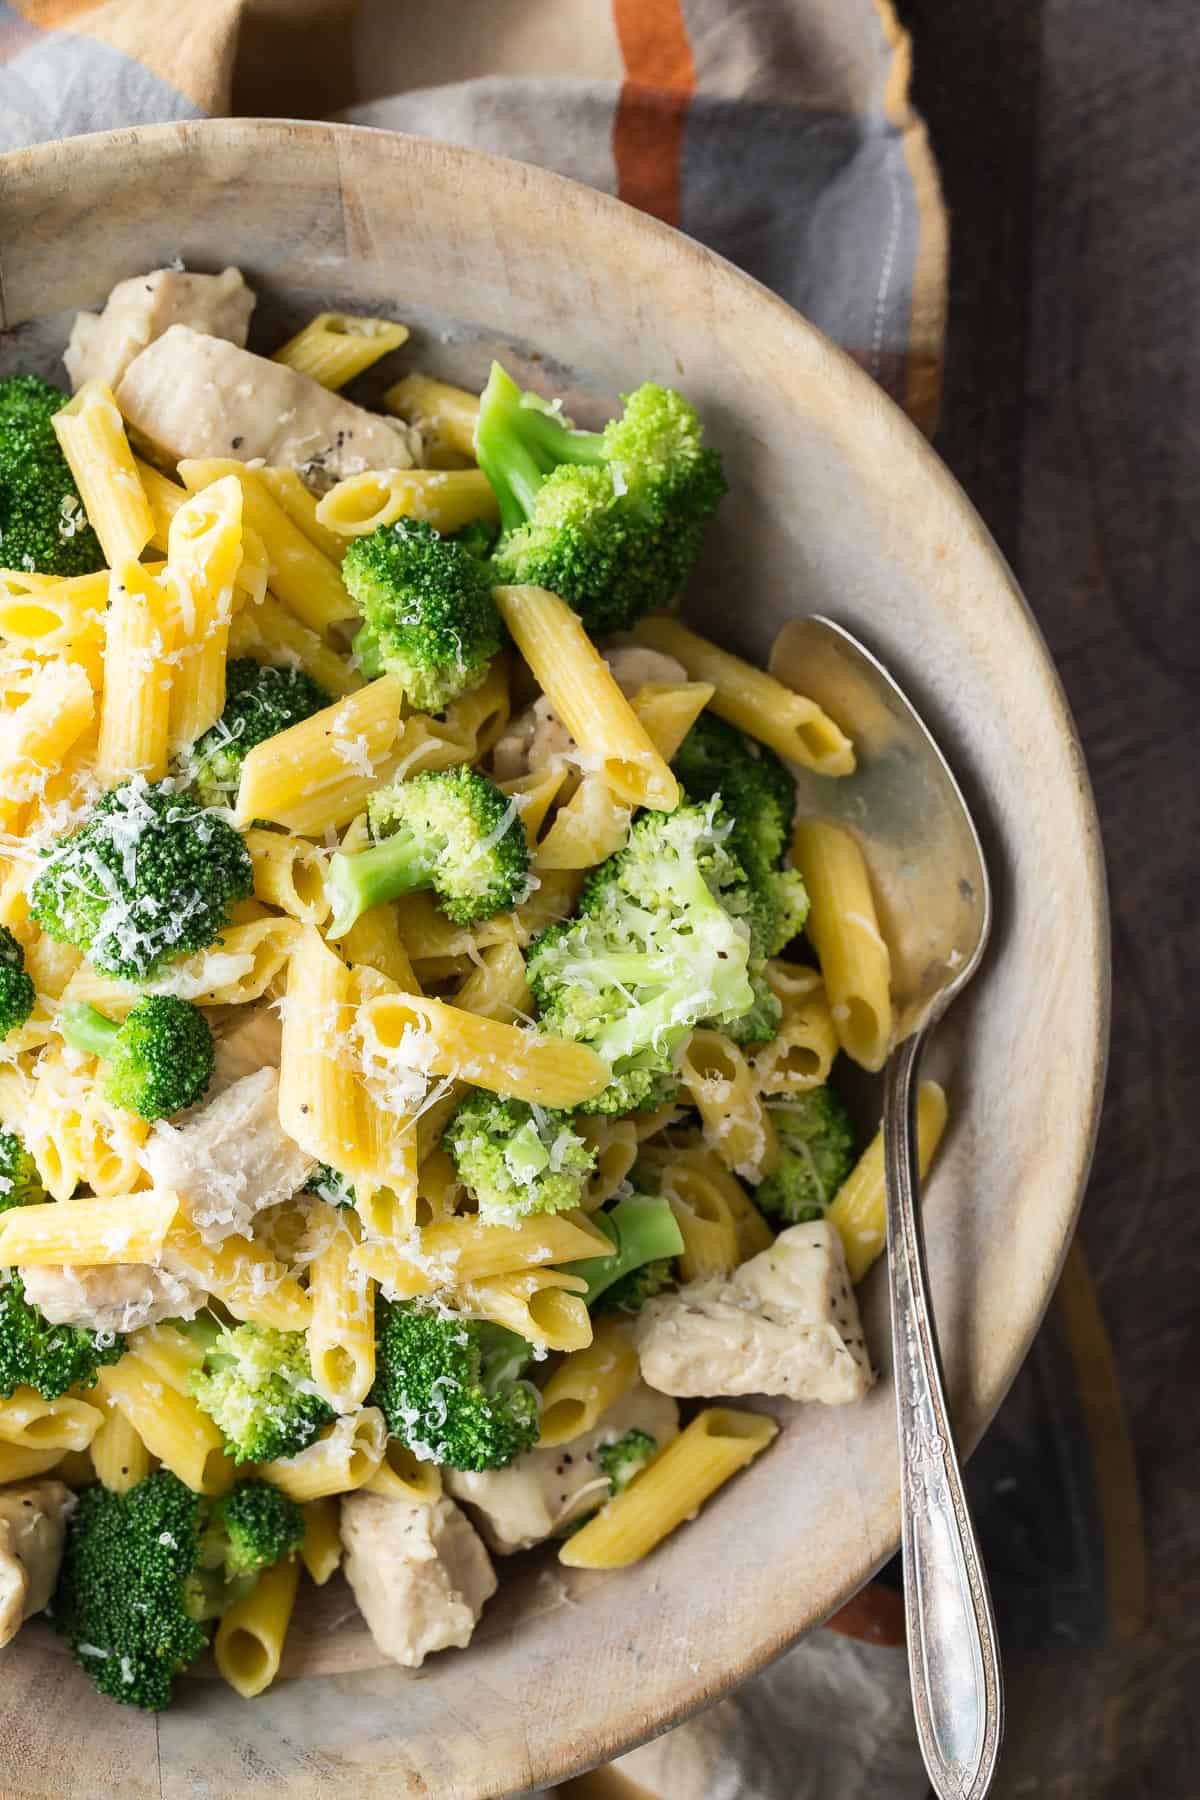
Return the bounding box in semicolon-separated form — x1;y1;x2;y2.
884;1032;1004;1800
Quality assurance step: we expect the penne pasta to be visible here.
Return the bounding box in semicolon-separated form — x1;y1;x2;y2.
0;1442;65;1484
300;1496;343;1585
308;1208;376;1413
826;1079;948;1282
243;829;332;926
272;312;409;388
227;594;361;696
0;1388;104;1453
52;380;154;567
96;1355;234;1495
534;773;632;871
234;675;413;834
452;940;533;1027
259;1408;387;1503
164;1224;311;1332
560;1407;778;1569
0;1189;178;1266
678;1029;778;1183
95;561;176;786
257;465;348;562
460;1269;592;1353
90;1403;153;1493
630;679;716;761
577;1117;638;1213
213;1554;299;1698
790;819;893;1072
632;616;855;776
315;468;499;538
164;474;243;751
277;926;364;1175
358;990;611;1109
752;969;839;1095
383;372;480;459
536;1318;639;1448
0;658;94;831
365;1440;443;1506
352;1209;610;1299
0;568;107;661
493;585;678;810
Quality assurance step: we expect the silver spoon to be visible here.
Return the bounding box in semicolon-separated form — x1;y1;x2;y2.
770;615;1003;1800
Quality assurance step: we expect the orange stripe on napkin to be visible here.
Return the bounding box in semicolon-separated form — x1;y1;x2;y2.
611;0;695;226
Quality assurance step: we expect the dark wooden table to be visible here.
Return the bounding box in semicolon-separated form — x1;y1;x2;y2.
905;3;1200;1792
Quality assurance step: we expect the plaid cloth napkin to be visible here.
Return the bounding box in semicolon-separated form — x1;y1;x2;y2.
0;3;947;1793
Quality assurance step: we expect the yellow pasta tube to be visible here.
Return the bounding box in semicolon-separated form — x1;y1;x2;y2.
826;1079;948;1282
536;1318;638;1448
278;925;364;1171
95;561;176;785
499;766;570;850
134;457;187;552
227;595;361;697
0;658;94;830
512;868;585;946
341;903;418;989
359;989;610;1109
383;372;480;458
23;932;81;1002
300;1497;343;1585
352;1209;610;1298
678;1029;778;1183
630;679;716;761
21;1051;86;1201
752;971;839;1094
534;773;633;871
440;655;511;760
308;1209;375;1412
164;1225;312;1331
0;1442;65;1483
178;460;356;635
790;819;893;1072
461;1270;592;1352
632;616;855;776
127;1321;206;1392
257;466;348;562
391;892;513;966
213;1555;299;1699
316;468;499;538
494;585;678;810
452;940;534;1027
561;1408;778;1569
0;1388;103;1452
664;1170;741;1283
0;568;107;660
272;312;409;387
365;1441;443;1506
90;1404;152;1492
53;381;154;567
0;1189;178;1266
234;675;407;834
577;1118;638;1212
96;1356;234;1495
243;829;332;926
59;917;302;1017
164;473;243;751
259;1408;387;1503
76;1091;150;1198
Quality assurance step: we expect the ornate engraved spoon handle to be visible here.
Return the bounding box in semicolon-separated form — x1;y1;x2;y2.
884;1031;1005;1800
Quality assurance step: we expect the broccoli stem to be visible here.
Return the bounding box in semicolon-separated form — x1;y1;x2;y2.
475;362;604;533
567;1195;684;1307
60;1002;121;1062
326;832;439;940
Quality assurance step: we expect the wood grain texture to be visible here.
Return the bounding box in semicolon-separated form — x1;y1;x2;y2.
907;0;1200;1792
0;120;1107;1797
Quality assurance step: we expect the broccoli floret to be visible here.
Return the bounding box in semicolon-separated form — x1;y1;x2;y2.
566;1194;684;1308
326;765;529;937
452;516;500;560
185;659;330;806
343;518;504;712
52;1469;301;1709
304;1163;355;1209
190;1321;333;1465
61;997;214;1121
0;924;35;1042
370;1300;540;1472
28;776;253;982
443;1093;595;1225
597;1427;658;1493
0;374;104;577
0;1125;46;1213
594;1256;675;1316
754;1087;856;1224
476;362;726;633
526;801;755;1113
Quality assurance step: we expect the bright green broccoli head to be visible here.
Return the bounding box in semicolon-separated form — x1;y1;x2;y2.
476;362;726;634
189;1321;333;1465
370;1300;540;1472
597;1427;658;1493
526;800;755;1113
208;1479;304;1583
343;517;504;713
443;1092;595;1225
186;659;330;805
327;765;529;938
0;374;105;578
61;996;214;1121
0;925;35;1042
28;776;253;982
51;1470;207;1710
566;1194;684;1308
754;1087;856;1224
0;1268;124;1400
0;1125;46;1213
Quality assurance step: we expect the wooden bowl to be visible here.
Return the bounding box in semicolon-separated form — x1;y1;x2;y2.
0;121;1108;1798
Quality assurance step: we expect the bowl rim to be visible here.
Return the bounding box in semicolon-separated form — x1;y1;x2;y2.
0;117;1110;1789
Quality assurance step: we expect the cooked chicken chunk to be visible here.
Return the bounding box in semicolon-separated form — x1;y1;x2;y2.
17;1262;202;1335
340;1492;496;1669
115;326;420;485
207;1003;283;1097
144;1066;313;1244
65;267;255;392
0;1482;73;1648
447;1381;679;1554
491;647;688;781
636;1221;874;1404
